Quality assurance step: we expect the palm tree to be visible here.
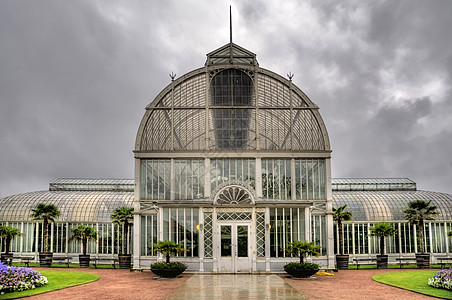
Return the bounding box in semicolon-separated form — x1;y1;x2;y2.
333;205;353;255
110;207;134;255
69;225;98;255
0;226;23;254
30;203;60;252
153;240;187;263
369;222;397;256
403;200;438;253
285;241;322;264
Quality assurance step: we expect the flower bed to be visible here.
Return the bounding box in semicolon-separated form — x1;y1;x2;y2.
428;268;452;291
0;262;48;294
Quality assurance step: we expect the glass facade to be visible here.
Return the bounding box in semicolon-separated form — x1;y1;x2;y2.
162;208;199;257
269;208;306;257
262;159;291;200
210;159;255;191
140;159;171;200
0;221;130;255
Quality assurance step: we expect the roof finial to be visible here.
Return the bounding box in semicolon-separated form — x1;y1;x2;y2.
287;72;294;81
229;6;233;64
169;72;176;81
230;6;232;45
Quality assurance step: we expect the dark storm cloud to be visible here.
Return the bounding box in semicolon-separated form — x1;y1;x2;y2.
1;0;451;197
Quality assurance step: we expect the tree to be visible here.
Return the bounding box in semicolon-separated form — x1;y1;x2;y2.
403;200;438;254
285;241;322;264
153;240;187;263
448;230;452;237
30;203;60;252
369;222;397;256
69;225;97;255
110;207;134;254
333;205;353;255
0;226;23;254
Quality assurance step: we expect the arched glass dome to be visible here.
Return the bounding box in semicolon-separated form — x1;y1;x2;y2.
135;43;330;153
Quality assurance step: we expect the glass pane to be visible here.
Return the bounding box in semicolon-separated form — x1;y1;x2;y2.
221;226;232;257
237;226;248;257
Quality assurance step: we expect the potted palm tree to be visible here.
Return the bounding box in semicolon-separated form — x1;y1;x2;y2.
403;200;438;268
150;240;188;278
30;203;60;267
284;240;322;278
69;225;97;268
333;205;353;270
0;226;23;264
369;222;397;269
110;206;134;269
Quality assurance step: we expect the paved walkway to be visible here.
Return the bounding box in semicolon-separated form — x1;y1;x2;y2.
168;274;306;299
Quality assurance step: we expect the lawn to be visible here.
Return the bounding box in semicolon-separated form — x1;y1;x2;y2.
373;270;451;299
0;270;99;299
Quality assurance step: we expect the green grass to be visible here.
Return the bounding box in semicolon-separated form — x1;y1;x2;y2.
373;270;451;299
0;270;99;299
348;264;452;270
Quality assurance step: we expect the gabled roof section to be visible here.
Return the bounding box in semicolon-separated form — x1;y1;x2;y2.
205;43;258;66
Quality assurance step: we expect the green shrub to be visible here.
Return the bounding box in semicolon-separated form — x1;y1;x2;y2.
150;262;187;271
284;262;319;271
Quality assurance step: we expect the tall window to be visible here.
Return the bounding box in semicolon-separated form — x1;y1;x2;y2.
211;69;253;149
262;159;291;200
140;159;171;200
174;159;205;200
295;159;325;200
210;159;255;192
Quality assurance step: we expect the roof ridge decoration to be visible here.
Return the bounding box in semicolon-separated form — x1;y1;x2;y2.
205;8;258;67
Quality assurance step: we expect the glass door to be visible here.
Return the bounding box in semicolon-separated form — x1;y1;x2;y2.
218;223;251;273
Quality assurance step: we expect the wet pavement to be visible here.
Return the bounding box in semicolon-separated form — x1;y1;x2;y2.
168;274;306;299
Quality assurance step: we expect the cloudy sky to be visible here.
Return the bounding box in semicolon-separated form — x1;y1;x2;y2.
1;0;451;197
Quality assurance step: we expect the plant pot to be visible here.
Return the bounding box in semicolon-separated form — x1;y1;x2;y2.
0;253;13;265
285;268;319;278
39;252;53;267
336;254;349;270
150;268;185;278
79;254;90;268
415;253;430;269
118;254;131;269
377;255;388;269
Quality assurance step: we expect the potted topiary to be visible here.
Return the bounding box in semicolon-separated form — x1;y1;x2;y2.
69;225;97;268
0;226;23;264
403;200;438;268
110;206;134;269
30;203;60;267
369;222;397;269
284;240;322;278
150;240;188;278
333;205;353;270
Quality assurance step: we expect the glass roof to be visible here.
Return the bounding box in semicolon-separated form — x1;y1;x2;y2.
0;190;133;223
332;178;416;191
50;178;134;192
333;190;452;222
1;178;450;223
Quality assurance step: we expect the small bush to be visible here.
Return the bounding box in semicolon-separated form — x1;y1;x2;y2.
284;262;320;271
150;262;187;271
0;262;48;294
428;268;452;291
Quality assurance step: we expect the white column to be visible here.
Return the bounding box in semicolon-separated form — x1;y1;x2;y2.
256;158;262;198
133;158;142;268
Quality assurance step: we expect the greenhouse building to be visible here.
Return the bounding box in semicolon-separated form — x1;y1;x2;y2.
1;41;451;272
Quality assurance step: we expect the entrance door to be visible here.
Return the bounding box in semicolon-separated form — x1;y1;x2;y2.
218;223;250;273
